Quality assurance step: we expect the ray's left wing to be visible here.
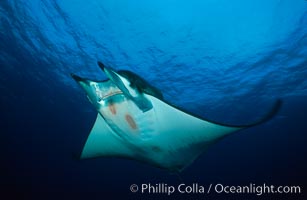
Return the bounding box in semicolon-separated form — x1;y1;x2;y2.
80;114;134;159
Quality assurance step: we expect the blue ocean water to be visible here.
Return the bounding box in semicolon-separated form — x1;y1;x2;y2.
0;0;306;199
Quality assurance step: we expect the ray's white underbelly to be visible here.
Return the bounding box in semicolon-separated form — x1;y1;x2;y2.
99;99;157;141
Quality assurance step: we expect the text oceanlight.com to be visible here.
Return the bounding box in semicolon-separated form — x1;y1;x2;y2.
130;183;302;196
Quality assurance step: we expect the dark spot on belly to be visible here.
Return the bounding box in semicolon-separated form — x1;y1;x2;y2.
125;114;137;130
108;102;116;115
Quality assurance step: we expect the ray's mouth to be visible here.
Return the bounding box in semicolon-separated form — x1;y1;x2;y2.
101;90;123;100
97;87;125;104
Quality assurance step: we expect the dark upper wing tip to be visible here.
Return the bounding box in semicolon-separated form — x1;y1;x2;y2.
244;98;282;127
